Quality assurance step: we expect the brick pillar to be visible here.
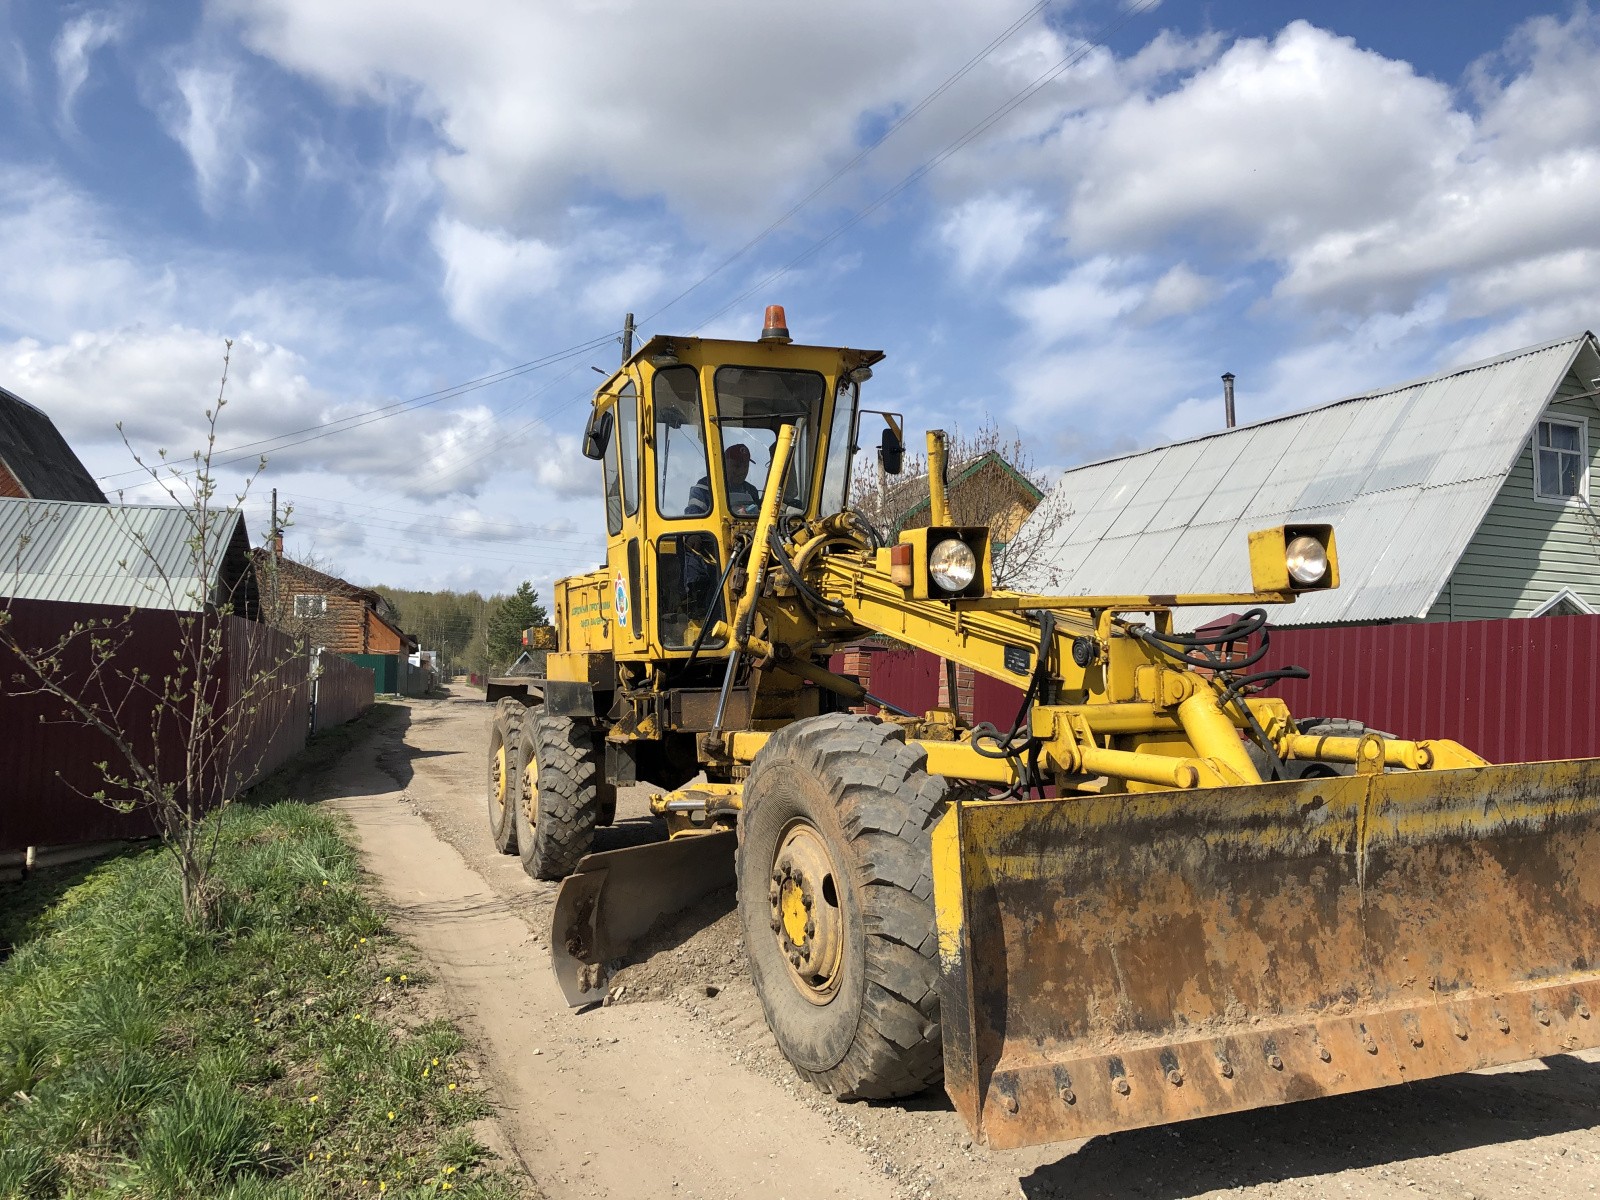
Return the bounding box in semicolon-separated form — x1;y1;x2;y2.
839;643;876;714
935;659;976;719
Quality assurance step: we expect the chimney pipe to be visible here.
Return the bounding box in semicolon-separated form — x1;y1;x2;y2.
1221;372;1236;429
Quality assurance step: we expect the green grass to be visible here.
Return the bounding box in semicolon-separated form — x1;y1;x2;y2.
0;750;520;1199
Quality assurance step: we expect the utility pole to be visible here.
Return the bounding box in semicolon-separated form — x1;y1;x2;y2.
621;312;635;362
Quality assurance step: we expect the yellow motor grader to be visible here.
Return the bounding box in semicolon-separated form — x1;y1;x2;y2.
485;307;1600;1150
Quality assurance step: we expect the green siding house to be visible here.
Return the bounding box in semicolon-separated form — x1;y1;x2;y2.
1018;331;1600;630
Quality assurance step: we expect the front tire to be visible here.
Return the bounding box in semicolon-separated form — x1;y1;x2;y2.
486;699;523;854
516;713;601;881
736;713;947;1100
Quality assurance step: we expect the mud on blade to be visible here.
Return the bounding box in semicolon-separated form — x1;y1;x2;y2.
931;759;1600;1150
552;831;736;1006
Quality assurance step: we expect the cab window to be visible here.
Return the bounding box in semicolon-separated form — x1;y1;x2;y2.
818;379;856;515
618;380;640;517
654;367;711;519
712;367;825;514
601;400;622;536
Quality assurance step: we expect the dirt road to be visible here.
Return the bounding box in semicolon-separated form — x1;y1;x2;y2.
327;689;1600;1200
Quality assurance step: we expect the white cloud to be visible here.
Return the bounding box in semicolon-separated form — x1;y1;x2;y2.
223;0;1056;235
1;325;513;502
938;192;1048;281
158;61;262;212
1008;257;1146;345
1043;14;1600;328
0;169;164;340
1135;262;1217;321
532;433;594;500
430;216;563;340
53;9;122;130
1064;22;1465;257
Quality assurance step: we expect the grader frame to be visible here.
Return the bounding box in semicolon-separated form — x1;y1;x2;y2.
488;310;1600;1150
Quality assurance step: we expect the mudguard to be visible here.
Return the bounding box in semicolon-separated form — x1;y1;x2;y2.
932;759;1600;1149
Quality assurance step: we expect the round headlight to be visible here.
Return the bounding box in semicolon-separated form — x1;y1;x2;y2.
929;538;977;592
1285;535;1328;585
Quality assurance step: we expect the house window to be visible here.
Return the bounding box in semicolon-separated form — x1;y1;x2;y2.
1530;588;1596;618
1535;416;1587;501
294;594;328;618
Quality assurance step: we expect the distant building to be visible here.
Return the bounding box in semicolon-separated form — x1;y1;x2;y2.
888;450;1044;546
1016;331;1600;629
0;385;106;503
255;546;415;656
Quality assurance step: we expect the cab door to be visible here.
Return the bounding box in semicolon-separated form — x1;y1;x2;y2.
604;376;649;661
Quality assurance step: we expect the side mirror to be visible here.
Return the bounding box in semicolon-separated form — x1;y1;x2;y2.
582;408;613;460
879;426;904;475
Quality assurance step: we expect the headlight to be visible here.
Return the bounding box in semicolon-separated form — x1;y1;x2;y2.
929;538;976;592
1285;535;1328;585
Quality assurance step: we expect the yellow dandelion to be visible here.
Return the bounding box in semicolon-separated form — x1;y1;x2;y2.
422;1067;430;1078
325;1152;333;1161
354;1013;363;1021
444;1166;457;1174
400;974;408;982
359;937;368;944
431;1058;439;1066
322;880;329;886
309;1094;319;1103
388;1111;396;1121
379;1184;387;1194
447;1083;457;1091
442;1185;453;1192
254;1016;261;1024
385;975;392;983
307;1151;315;1161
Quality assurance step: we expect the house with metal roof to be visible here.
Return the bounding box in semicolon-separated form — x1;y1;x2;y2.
0;386;106;504
1014;331;1600;630
0;496;257;615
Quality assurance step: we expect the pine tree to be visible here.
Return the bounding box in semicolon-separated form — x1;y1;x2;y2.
485;580;549;668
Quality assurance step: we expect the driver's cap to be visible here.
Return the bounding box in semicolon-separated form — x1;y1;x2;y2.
725;443;751;463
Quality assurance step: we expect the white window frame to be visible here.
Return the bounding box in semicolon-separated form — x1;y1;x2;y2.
293;593;328;619
1529;587;1596;618
1533;413;1589;505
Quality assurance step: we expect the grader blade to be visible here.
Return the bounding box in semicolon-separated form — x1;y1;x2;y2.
551;830;736;1006
932;759;1600;1150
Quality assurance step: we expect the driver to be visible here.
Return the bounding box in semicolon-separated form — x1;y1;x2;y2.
688;442;761;516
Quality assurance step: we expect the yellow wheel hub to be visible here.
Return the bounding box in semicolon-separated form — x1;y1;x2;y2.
520;755;539;830
493;743;509;818
768;821;845;1004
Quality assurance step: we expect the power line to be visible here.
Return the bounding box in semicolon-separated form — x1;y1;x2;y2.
690;0;1162;334
407;0;1161;495
102;328;623;488
635;0;1054;329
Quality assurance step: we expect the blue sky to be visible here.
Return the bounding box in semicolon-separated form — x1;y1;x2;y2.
1;0;1595;605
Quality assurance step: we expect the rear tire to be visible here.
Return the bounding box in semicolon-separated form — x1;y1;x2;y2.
516;713;601;881
736;713;947;1100
486;698;523;854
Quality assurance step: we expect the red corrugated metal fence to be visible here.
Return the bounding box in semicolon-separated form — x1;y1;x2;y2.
831;614;1600;767
2;597;371;853
1261;613;1600;764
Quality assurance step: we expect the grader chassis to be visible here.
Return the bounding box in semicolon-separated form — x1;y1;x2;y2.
485;307;1600;1150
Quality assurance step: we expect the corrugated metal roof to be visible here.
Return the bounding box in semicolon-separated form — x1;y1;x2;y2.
1015;333;1597;628
0;497;247;610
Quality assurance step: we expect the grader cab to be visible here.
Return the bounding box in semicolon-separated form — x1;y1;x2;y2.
485;307;1600;1150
